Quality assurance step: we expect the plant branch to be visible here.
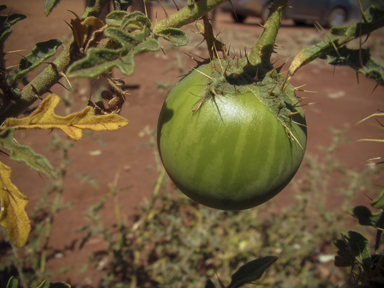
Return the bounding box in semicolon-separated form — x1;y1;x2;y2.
0;0;111;124
152;0;228;33
289;5;384;77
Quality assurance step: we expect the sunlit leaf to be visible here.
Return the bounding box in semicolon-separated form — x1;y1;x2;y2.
71;17;88;47
44;0;61;16
4;94;129;141
157;28;188;47
0;128;56;178
82;16;105;30
106;11;130;26
227;256;278;288
0;161;30;247
67;29;160;78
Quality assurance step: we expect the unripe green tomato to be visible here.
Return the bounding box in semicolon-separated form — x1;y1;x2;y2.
157;61;307;210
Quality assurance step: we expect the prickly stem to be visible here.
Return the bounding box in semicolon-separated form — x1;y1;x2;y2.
249;0;288;69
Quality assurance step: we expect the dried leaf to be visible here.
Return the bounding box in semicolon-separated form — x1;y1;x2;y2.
4;94;129;141
71;17;88;47
82;16;105;30
0;161;30;247
0;128;56;178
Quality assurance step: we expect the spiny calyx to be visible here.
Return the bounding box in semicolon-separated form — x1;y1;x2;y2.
191;55;305;146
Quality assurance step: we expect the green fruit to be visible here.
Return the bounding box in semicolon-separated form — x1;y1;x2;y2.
157;57;307;210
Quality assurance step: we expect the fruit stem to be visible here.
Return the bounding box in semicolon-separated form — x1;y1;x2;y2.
249;0;288;70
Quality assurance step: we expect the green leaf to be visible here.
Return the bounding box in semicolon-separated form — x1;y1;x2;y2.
326;46;384;86
14;39;62;85
106;11;130;26
334;231;371;269
349;206;383;226
204;279;216;288
44;0;61;16
227;256;278;288
334;238;353;267
0;11;26;44
0;128;56;179
121;11;151;29
157;28;189;47
372;190;384;209
104;27;137;49
34;280;71;288
67;34;160;78
113;0;134;11
6;277;18;288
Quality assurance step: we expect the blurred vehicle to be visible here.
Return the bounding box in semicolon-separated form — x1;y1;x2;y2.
220;0;353;27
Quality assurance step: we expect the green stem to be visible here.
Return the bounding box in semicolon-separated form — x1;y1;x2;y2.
10;242;28;288
249;0;288;68
152;0;228;33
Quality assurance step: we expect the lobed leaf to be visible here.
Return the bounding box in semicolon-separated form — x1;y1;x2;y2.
289;5;384;79
349;206;383;226
334;231;371;269
121;11;151;29
0;128;56;178
67;32;160;78
113;0;134;11
0;9;26;44
227;256;278;288
4;94;129;141
14;39;62;84
44;0;61;16
0;161;30;247
325;46;384;86
157;28;189;47
106;10;130;26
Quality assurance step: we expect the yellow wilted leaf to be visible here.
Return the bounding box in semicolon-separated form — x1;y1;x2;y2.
0;161;30;247
4;94;129;140
71;17;88;47
82;16;105;30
